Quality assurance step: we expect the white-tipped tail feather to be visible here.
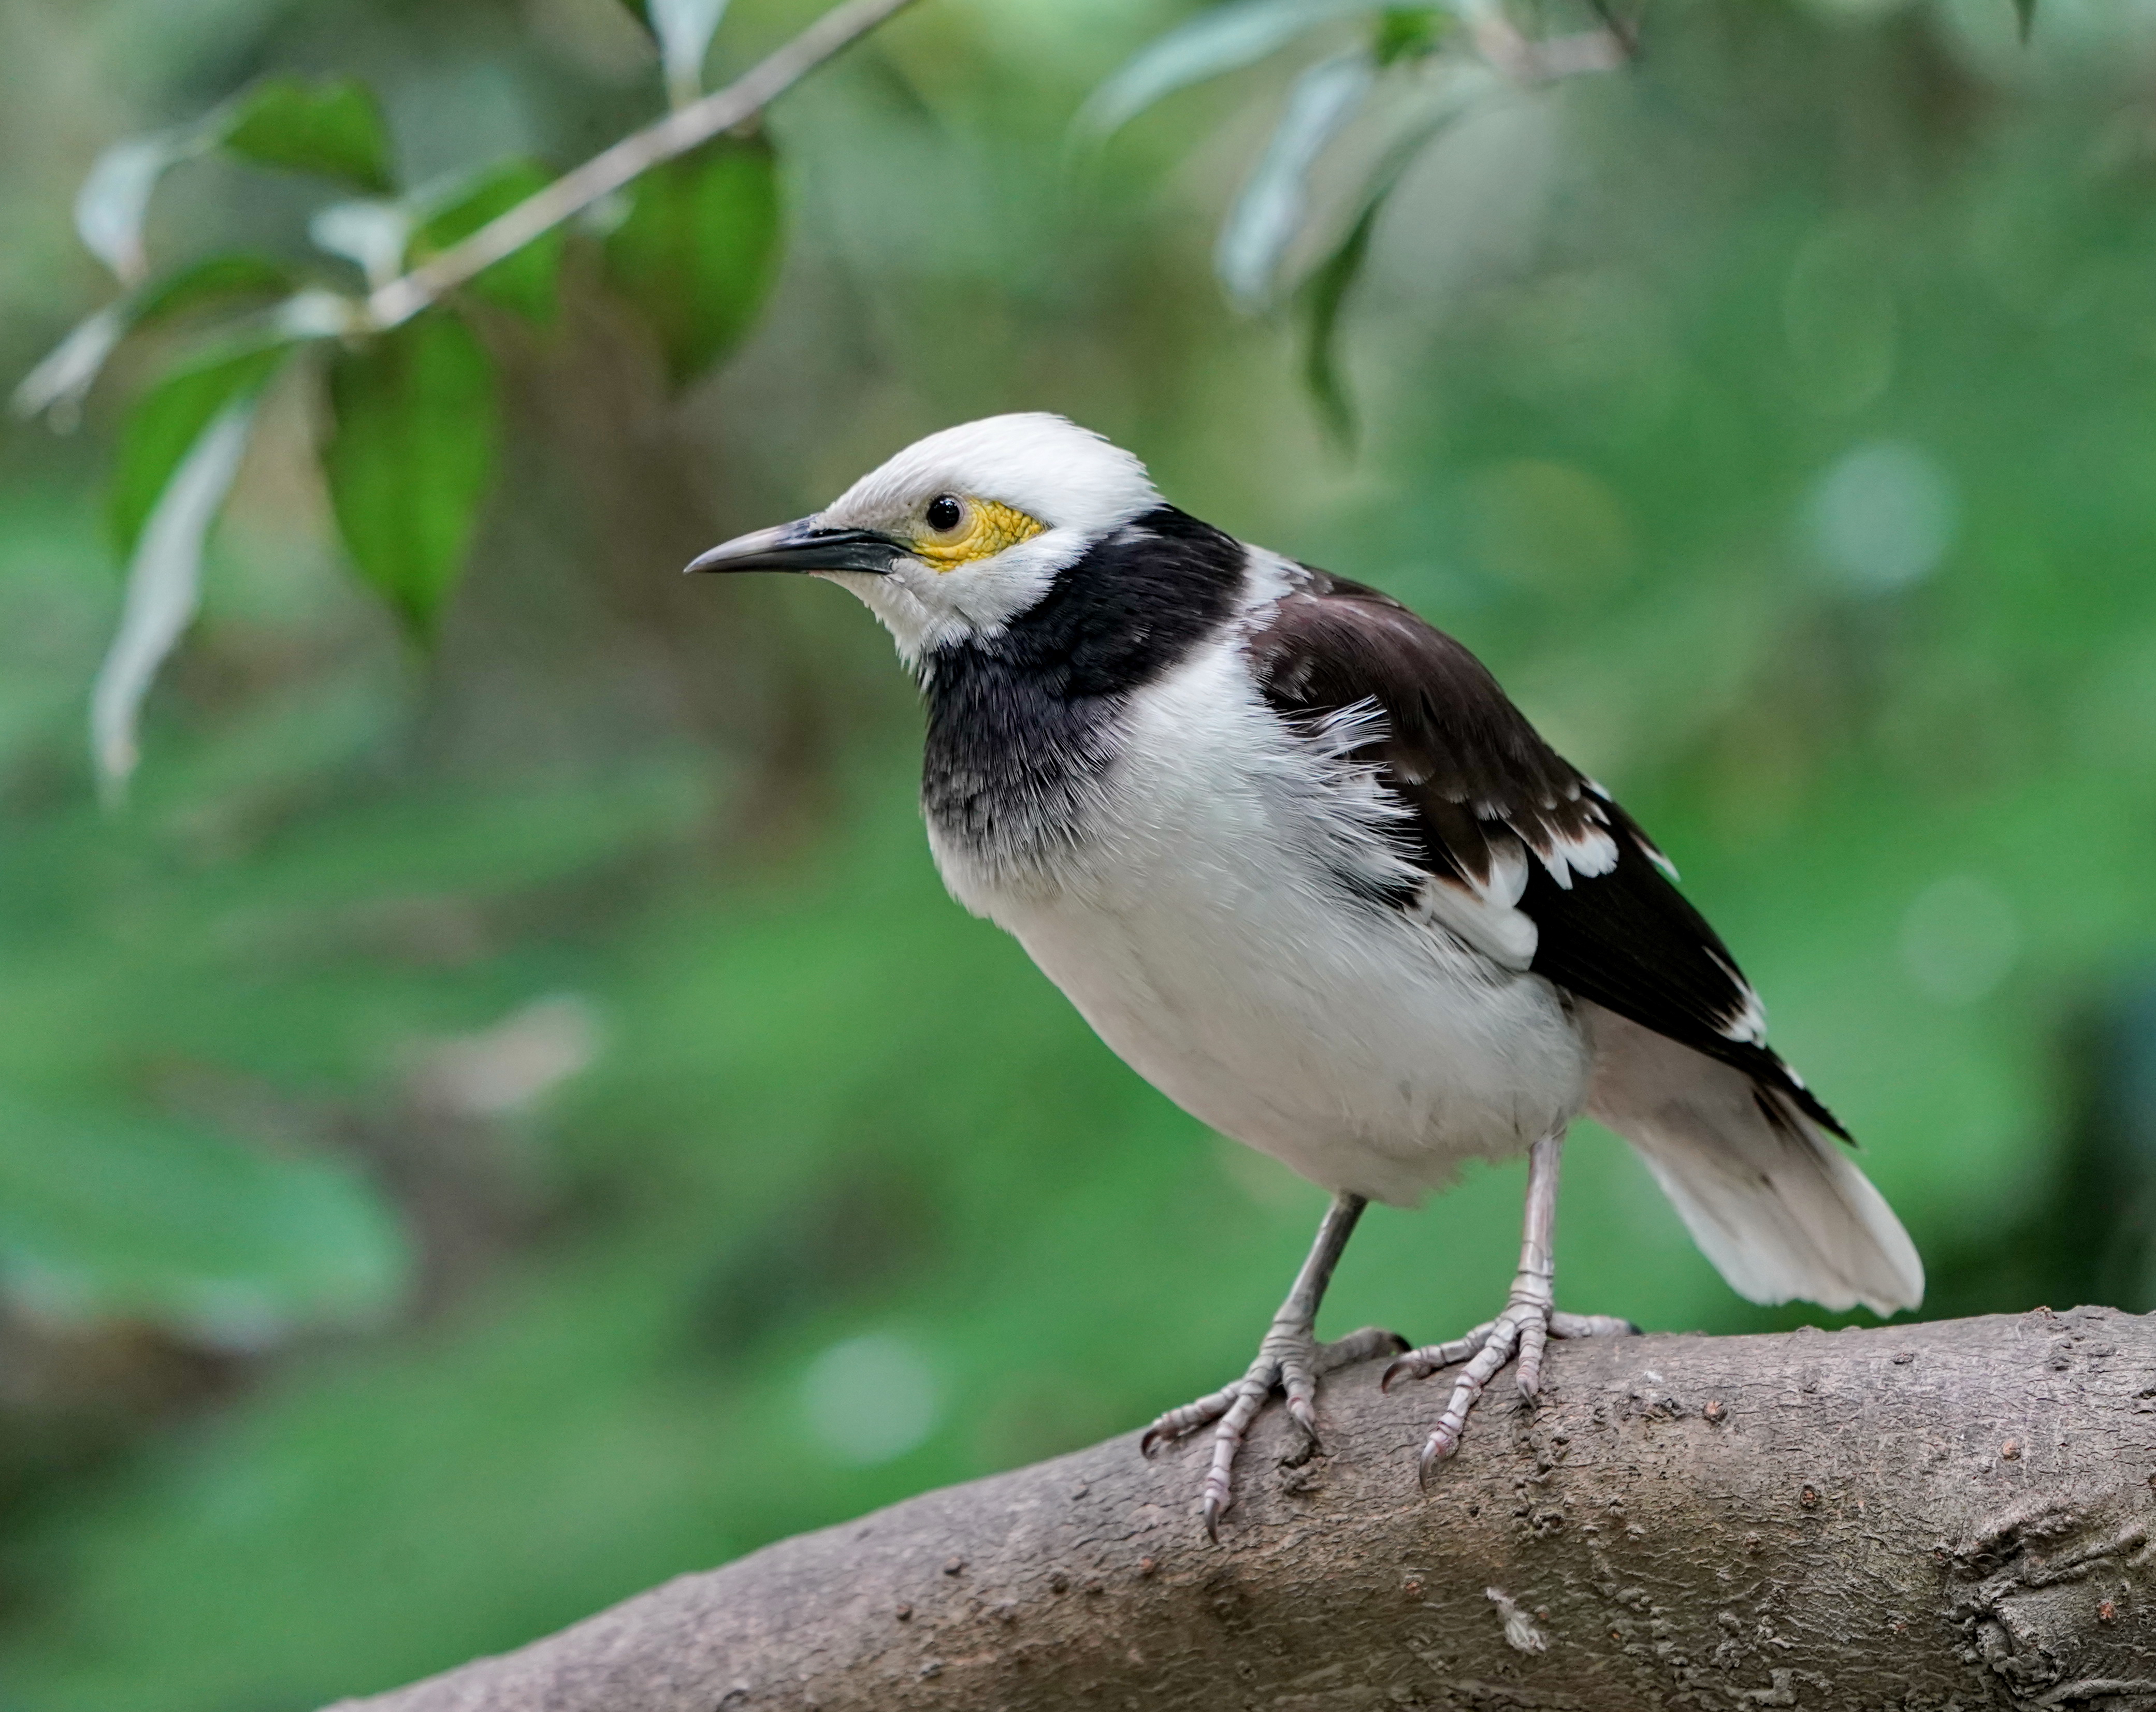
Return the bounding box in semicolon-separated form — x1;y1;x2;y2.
1583;1005;1924;1317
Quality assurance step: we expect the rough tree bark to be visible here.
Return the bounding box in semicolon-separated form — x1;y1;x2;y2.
329;1309;2156;1711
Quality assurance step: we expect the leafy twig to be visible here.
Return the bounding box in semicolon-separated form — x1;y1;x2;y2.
365;0;920;330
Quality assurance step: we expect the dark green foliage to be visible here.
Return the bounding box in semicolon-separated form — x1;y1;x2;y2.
1372;7;1444;65
1301;192;1379;444
129;253;296;330
411;159;562;323
1299;115;1450;441
220;75;396;194
602;135;781;386
1296;127;1418;445
108;342;289;559
322;313;500;639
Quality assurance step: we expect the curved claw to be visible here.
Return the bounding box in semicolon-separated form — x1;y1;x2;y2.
1416;1429;1457;1488
1139;1426;1167;1459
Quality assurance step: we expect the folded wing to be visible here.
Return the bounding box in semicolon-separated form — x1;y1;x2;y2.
1245;568;1921;1315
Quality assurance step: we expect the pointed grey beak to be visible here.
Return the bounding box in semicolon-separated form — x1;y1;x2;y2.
684;519;903;576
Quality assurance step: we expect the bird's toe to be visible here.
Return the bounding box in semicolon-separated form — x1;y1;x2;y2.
1390;1298;1633;1480
1144;1322;1394;1540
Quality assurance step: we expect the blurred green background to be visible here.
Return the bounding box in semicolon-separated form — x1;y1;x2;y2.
3;0;2155;1706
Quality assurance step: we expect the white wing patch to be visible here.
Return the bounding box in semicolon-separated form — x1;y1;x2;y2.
1521;817;1620;890
1417;843;1538;971
1709;951;1770;1046
1585;778;1681;881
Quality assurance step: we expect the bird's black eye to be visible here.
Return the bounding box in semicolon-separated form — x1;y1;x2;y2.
925;495;964;532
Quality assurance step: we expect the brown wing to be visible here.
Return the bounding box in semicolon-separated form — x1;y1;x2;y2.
1246;568;1847;1139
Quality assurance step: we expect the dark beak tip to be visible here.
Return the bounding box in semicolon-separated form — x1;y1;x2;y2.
683;523;900;579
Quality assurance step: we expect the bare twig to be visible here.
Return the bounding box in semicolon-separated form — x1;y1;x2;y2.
364;0;922;330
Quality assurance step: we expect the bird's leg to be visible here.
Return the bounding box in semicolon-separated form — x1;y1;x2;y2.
1383;1130;1635;1477
1141;1191;1406;1540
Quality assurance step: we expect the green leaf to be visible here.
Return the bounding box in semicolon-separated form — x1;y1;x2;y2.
109;341;290;560
1216;50;1376;309
647;0;732;103
220;76;395;195
1298;111;1455;440
1372;6;1444;65
618;0;654;30
1301;187;1383;443
1077;0;1380;139
13;255;295;429
0;1091;407;1335
322;313;500;639
411;159;561;323
309;199;412;286
73;128;206;286
13;306;127;428
602;135;780;386
132;251;298;328
95;303;334;791
94;402;260;794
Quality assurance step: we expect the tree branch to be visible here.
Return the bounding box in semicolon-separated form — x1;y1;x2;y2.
363;0;922;331
323;1308;2156;1710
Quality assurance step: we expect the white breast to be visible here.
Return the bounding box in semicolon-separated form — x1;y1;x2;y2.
927;631;1592;1205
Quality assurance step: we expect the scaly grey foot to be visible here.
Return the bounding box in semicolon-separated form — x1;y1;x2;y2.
1144;1323;1407;1539
1381;1130;1637;1479
1139;1191;1398;1539
1382;1305;1635;1475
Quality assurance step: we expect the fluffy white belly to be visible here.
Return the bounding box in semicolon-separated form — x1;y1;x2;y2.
929;639;1591;1205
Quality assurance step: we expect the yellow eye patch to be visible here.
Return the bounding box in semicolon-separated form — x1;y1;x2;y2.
909;499;1046;571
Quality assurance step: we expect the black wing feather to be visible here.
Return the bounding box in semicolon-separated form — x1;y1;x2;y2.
1247;568;1847;1141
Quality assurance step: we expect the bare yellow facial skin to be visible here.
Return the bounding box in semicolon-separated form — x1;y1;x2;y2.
908;498;1045;571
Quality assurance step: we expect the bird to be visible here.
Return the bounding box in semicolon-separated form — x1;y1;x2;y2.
688;412;1925;1537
